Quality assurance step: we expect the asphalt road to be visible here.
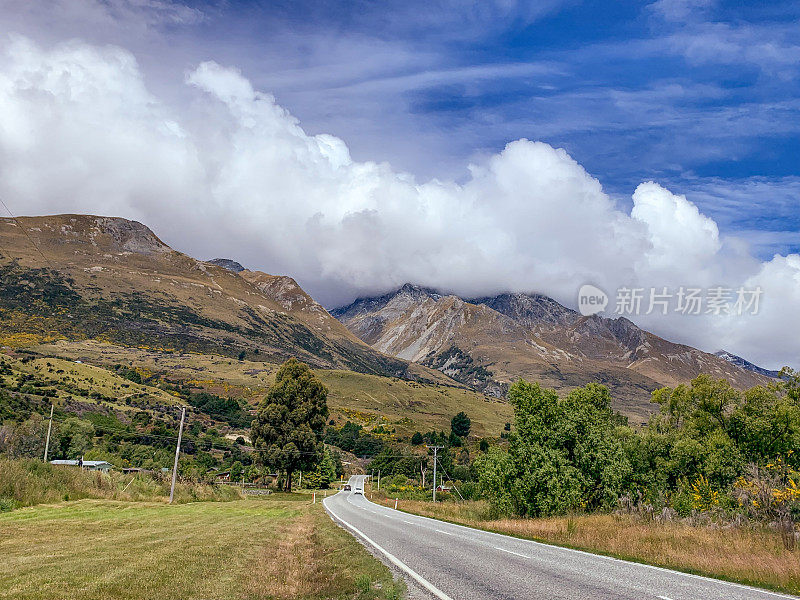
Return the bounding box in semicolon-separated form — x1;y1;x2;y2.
324;475;797;600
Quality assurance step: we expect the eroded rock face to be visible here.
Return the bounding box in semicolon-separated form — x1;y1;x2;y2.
90;217;170;255
207;258;246;273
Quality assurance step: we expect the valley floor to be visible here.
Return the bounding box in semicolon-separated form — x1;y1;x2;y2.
372;495;800;596
0;495;403;600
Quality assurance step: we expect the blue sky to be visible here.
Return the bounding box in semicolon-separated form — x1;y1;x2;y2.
192;0;799;258
6;0;796;258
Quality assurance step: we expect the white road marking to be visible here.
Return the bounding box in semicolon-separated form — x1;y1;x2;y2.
435;529;453;536
494;546;528;558
657;596;673;600
403;520;414;525
324;498;455;600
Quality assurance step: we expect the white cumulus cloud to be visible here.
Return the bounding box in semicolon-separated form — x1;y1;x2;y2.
0;36;797;370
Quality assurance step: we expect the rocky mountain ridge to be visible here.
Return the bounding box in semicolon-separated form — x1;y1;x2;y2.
333;284;775;420
0;215;418;379
714;350;782;379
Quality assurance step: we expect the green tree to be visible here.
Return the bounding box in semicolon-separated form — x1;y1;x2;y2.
230;461;244;482
637;374;800;494
477;380;630;517
370;446;420;478
479;439;489;452
475;446;515;515
728;384;800;467
411;432;423;445
330;449;345;478
250;359;329;492
306;449;337;488
3;414;48;458
57;417;95;459
451;411;471;438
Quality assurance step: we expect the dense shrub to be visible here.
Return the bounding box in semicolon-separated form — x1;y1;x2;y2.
476;371;800;526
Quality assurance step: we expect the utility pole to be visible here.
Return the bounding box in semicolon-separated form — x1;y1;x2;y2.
169;407;186;504
43;404;54;462
377;470;380;491
427;445;443;502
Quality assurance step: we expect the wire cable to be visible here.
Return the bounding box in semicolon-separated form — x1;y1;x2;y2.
0;196;56;271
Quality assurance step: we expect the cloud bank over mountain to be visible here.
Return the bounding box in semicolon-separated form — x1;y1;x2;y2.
0;34;797;369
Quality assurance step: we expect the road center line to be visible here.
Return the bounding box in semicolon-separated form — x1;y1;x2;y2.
435;529;453;535
494;546;528;558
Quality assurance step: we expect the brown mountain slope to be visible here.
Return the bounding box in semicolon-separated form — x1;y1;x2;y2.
472;292;771;390
0;214;412;377
239;270;352;338
333;284;773;420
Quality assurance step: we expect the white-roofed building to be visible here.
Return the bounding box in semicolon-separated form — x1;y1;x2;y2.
50;459;113;472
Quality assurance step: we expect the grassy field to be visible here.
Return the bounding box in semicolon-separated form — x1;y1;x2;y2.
10;356;181;406
317;369;510;437
32;340;512;437
0;494;403;600
373;495;800;596
0;353;183;414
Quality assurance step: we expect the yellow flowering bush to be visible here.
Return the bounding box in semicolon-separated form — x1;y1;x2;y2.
691;475;720;511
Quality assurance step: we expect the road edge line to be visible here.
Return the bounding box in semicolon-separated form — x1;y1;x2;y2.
323;496;454;600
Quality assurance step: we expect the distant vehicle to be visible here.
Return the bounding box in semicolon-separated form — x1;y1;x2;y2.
343;484;351;491
354;486;364;495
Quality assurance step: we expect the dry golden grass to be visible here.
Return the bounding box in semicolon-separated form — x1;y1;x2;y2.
248;510;318;599
377;497;800;595
246;504;403;600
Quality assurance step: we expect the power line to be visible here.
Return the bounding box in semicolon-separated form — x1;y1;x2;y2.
426;445;444;502
435;457;465;501
0;196;56;271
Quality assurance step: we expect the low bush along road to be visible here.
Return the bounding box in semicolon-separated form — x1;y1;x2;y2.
325;475;799;600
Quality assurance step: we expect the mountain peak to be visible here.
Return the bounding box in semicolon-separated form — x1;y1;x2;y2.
397;283;442;300
714;350;781;378
333;283;774;415
2;214;169;257
207;258;245;272
469;291;575;326
330;283;444;320
0;213;411;377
